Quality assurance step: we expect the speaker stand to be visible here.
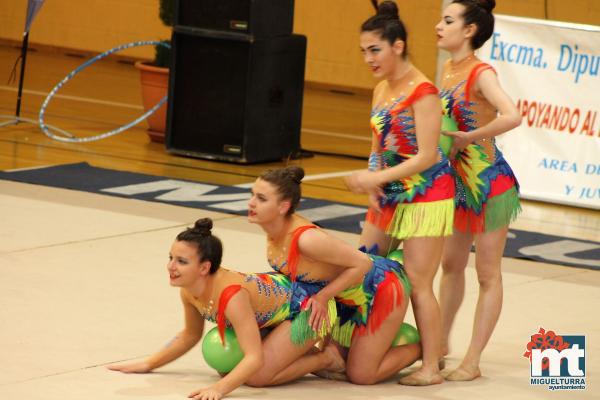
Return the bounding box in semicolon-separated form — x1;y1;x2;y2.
0;32;39;130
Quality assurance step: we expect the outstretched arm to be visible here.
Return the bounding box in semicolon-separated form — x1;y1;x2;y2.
188;289;263;400
107;290;204;373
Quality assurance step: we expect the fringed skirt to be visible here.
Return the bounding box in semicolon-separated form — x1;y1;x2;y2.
453;156;522;233
366;172;455;240
331;255;411;347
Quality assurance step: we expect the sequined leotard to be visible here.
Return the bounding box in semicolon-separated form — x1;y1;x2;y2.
439;57;521;232
181;268;293;341
366;67;455;239
269;214;411;347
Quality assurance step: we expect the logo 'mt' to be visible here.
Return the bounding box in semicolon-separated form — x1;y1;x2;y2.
531;345;585;377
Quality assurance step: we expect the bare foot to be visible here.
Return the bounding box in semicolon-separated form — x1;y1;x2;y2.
398;369;444;386
323;342;346;372
312;342;347;381
445;365;481;381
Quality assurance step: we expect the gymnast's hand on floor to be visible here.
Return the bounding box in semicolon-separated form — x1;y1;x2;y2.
188;386;223;400
106;360;152;373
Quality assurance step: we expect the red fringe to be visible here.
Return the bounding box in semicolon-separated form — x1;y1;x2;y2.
465;63;495;104
353;325;368;339
217;285;242;345
365;204;395;231
454;175;516;233
365;271;404;336
286;225;317;282
454;207;485;233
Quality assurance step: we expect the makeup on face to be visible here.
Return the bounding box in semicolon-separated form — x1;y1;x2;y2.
436;4;469;51
360;31;399;79
167;241;202;286
248;179;282;223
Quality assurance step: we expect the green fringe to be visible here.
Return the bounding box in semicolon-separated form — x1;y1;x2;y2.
484;187;522;232
388;198;454;239
290;299;337;345
331;319;356;348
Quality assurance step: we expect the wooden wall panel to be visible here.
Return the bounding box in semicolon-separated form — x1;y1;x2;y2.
294;0;443;88
494;0;546;18
0;0;170;59
0;0;597;89
548;0;600;25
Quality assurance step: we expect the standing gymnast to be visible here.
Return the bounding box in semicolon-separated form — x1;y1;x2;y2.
108;218;342;400
435;0;522;381
345;0;455;386
249;166;421;385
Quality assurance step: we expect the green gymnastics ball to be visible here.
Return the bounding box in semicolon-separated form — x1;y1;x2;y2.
440;115;457;157
387;249;404;264
393;323;421;346
202;327;244;373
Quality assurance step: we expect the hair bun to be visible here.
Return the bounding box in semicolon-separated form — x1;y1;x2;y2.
285;166;304;185
193;218;213;236
476;0;495;13
376;1;400;18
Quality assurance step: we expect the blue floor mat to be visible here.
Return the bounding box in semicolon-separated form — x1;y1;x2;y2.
2;162;598;270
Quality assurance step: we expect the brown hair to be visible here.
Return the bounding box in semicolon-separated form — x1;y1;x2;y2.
258;166;304;216
452;0;496;49
176;218;223;274
361;1;408;58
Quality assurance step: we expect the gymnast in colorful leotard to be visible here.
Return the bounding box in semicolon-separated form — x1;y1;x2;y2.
345;1;454;386
435;0;522;382
249;166;421;385
108;218;342;399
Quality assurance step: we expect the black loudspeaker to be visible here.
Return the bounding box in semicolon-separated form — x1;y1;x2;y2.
166;30;306;163
176;0;294;38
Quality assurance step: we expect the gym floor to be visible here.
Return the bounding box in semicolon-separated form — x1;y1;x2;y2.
0;44;598;399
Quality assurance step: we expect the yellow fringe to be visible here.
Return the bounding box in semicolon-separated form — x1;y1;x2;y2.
290;298;338;345
331;318;356;348
387;198;454;240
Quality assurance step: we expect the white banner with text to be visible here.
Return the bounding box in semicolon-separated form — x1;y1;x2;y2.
479;15;599;209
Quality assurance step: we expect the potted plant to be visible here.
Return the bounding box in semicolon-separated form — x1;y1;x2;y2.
135;0;173;143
